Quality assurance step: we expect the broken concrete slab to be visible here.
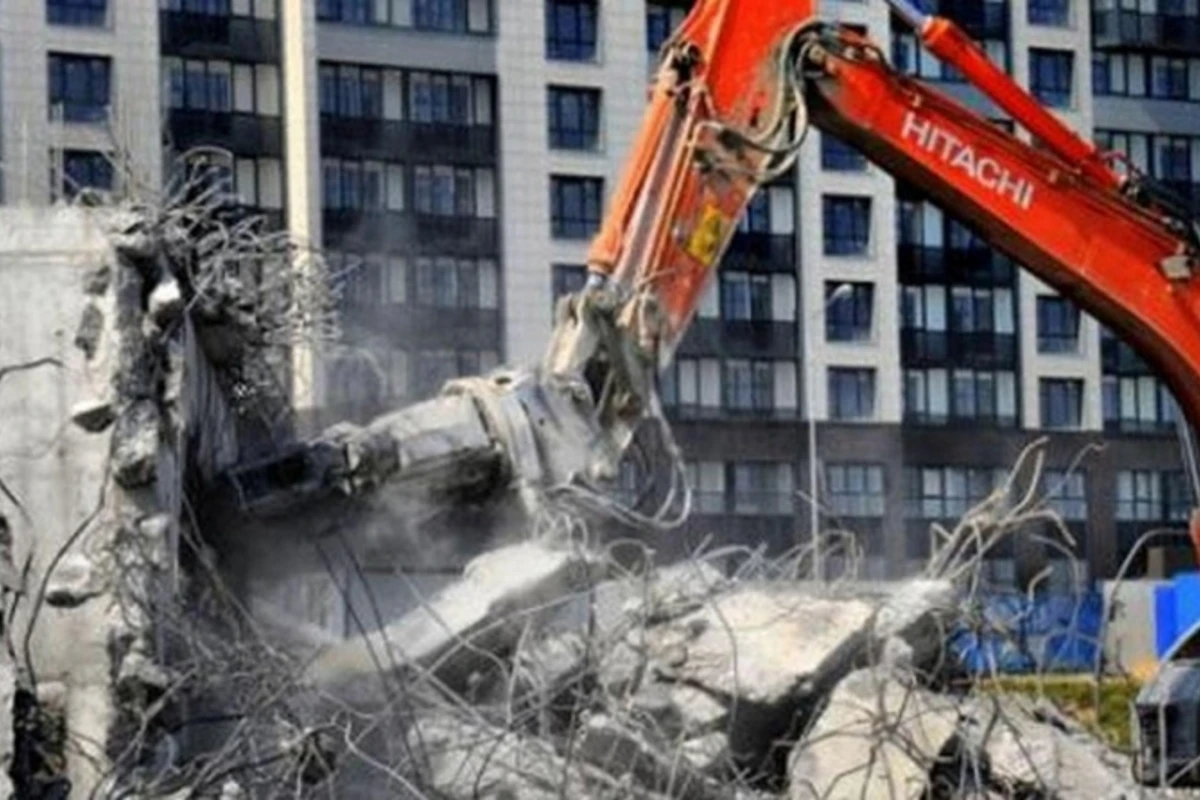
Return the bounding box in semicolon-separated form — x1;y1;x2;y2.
651;587;873;705
305;542;606;699
647;586;874;760
787;668;959;800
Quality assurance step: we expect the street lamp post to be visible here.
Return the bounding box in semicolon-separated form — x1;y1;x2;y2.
807;282;853;583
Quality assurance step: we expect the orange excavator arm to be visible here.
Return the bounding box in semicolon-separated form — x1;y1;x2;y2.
588;0;1198;382
581;0;1200;436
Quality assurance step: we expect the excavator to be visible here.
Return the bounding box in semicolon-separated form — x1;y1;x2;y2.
228;0;1200;543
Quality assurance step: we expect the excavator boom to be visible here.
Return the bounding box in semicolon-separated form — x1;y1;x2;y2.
225;0;1200;562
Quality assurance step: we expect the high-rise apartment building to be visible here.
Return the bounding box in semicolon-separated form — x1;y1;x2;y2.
1;0;1197;588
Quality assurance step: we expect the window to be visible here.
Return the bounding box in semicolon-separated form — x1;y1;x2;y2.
1044;470;1087;521
826;282;873;342
47;0;106;26
1030;49;1074;108
414;0;470;32
720;272;770;321
1166;471;1193;524
826;464;885;518
1097;130;1200;185
823;196;871;256
547;86;601;151
723;359;773;413
552;264;588;306
48;53;111;123
412;258;496;309
738;191;771;234
1152;56;1190;100
318;63;383;119
550;175;603;239
1103;375;1177;432
317;0;374;23
546;0;598;61
412;165;490;217
828;368;875;420
59;150;113;198
409;71;492;125
1117;470;1163;522
323;159;394;210
1093;54;1200;101
905;368;1017;427
647;2;690;52
1027;0;1068;27
821;133;867;171
166;59;233;112
413;349;497;397
906;466;1004;519
1037;296;1080;353
729;462;794;516
1040;378;1083;429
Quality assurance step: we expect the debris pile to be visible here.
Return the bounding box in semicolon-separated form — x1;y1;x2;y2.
300;532;1141;800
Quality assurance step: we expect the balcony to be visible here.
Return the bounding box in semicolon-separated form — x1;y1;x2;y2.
167;110;283;157
320;118;496;164
721;232;796;273
677;318;798;359
898;243;1016;285
323;210;499;255
1092;10;1200;53
901;329;1018;369
160;11;280;62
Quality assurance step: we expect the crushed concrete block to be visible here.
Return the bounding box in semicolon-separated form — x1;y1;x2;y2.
82;263;112;296
679;731;731;775
45;553;104;608
410;713;644;800
871;580;957;671
574;712;721;800
148;277;184;328
668;684;728;737
648;586;874;760
787;669;959;800
74;303;104;360
305;542;606;699
70;398;115;433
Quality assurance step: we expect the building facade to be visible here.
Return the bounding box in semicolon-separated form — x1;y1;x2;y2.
1;0;1197;587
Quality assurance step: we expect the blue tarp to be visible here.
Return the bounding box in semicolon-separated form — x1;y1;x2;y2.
949;590;1103;674
1154;571;1200;659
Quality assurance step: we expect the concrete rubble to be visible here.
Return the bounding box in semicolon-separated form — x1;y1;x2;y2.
0;203;1162;798
289;540;1145;799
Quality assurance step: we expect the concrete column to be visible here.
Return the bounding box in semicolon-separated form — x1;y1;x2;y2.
281;0;322;430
